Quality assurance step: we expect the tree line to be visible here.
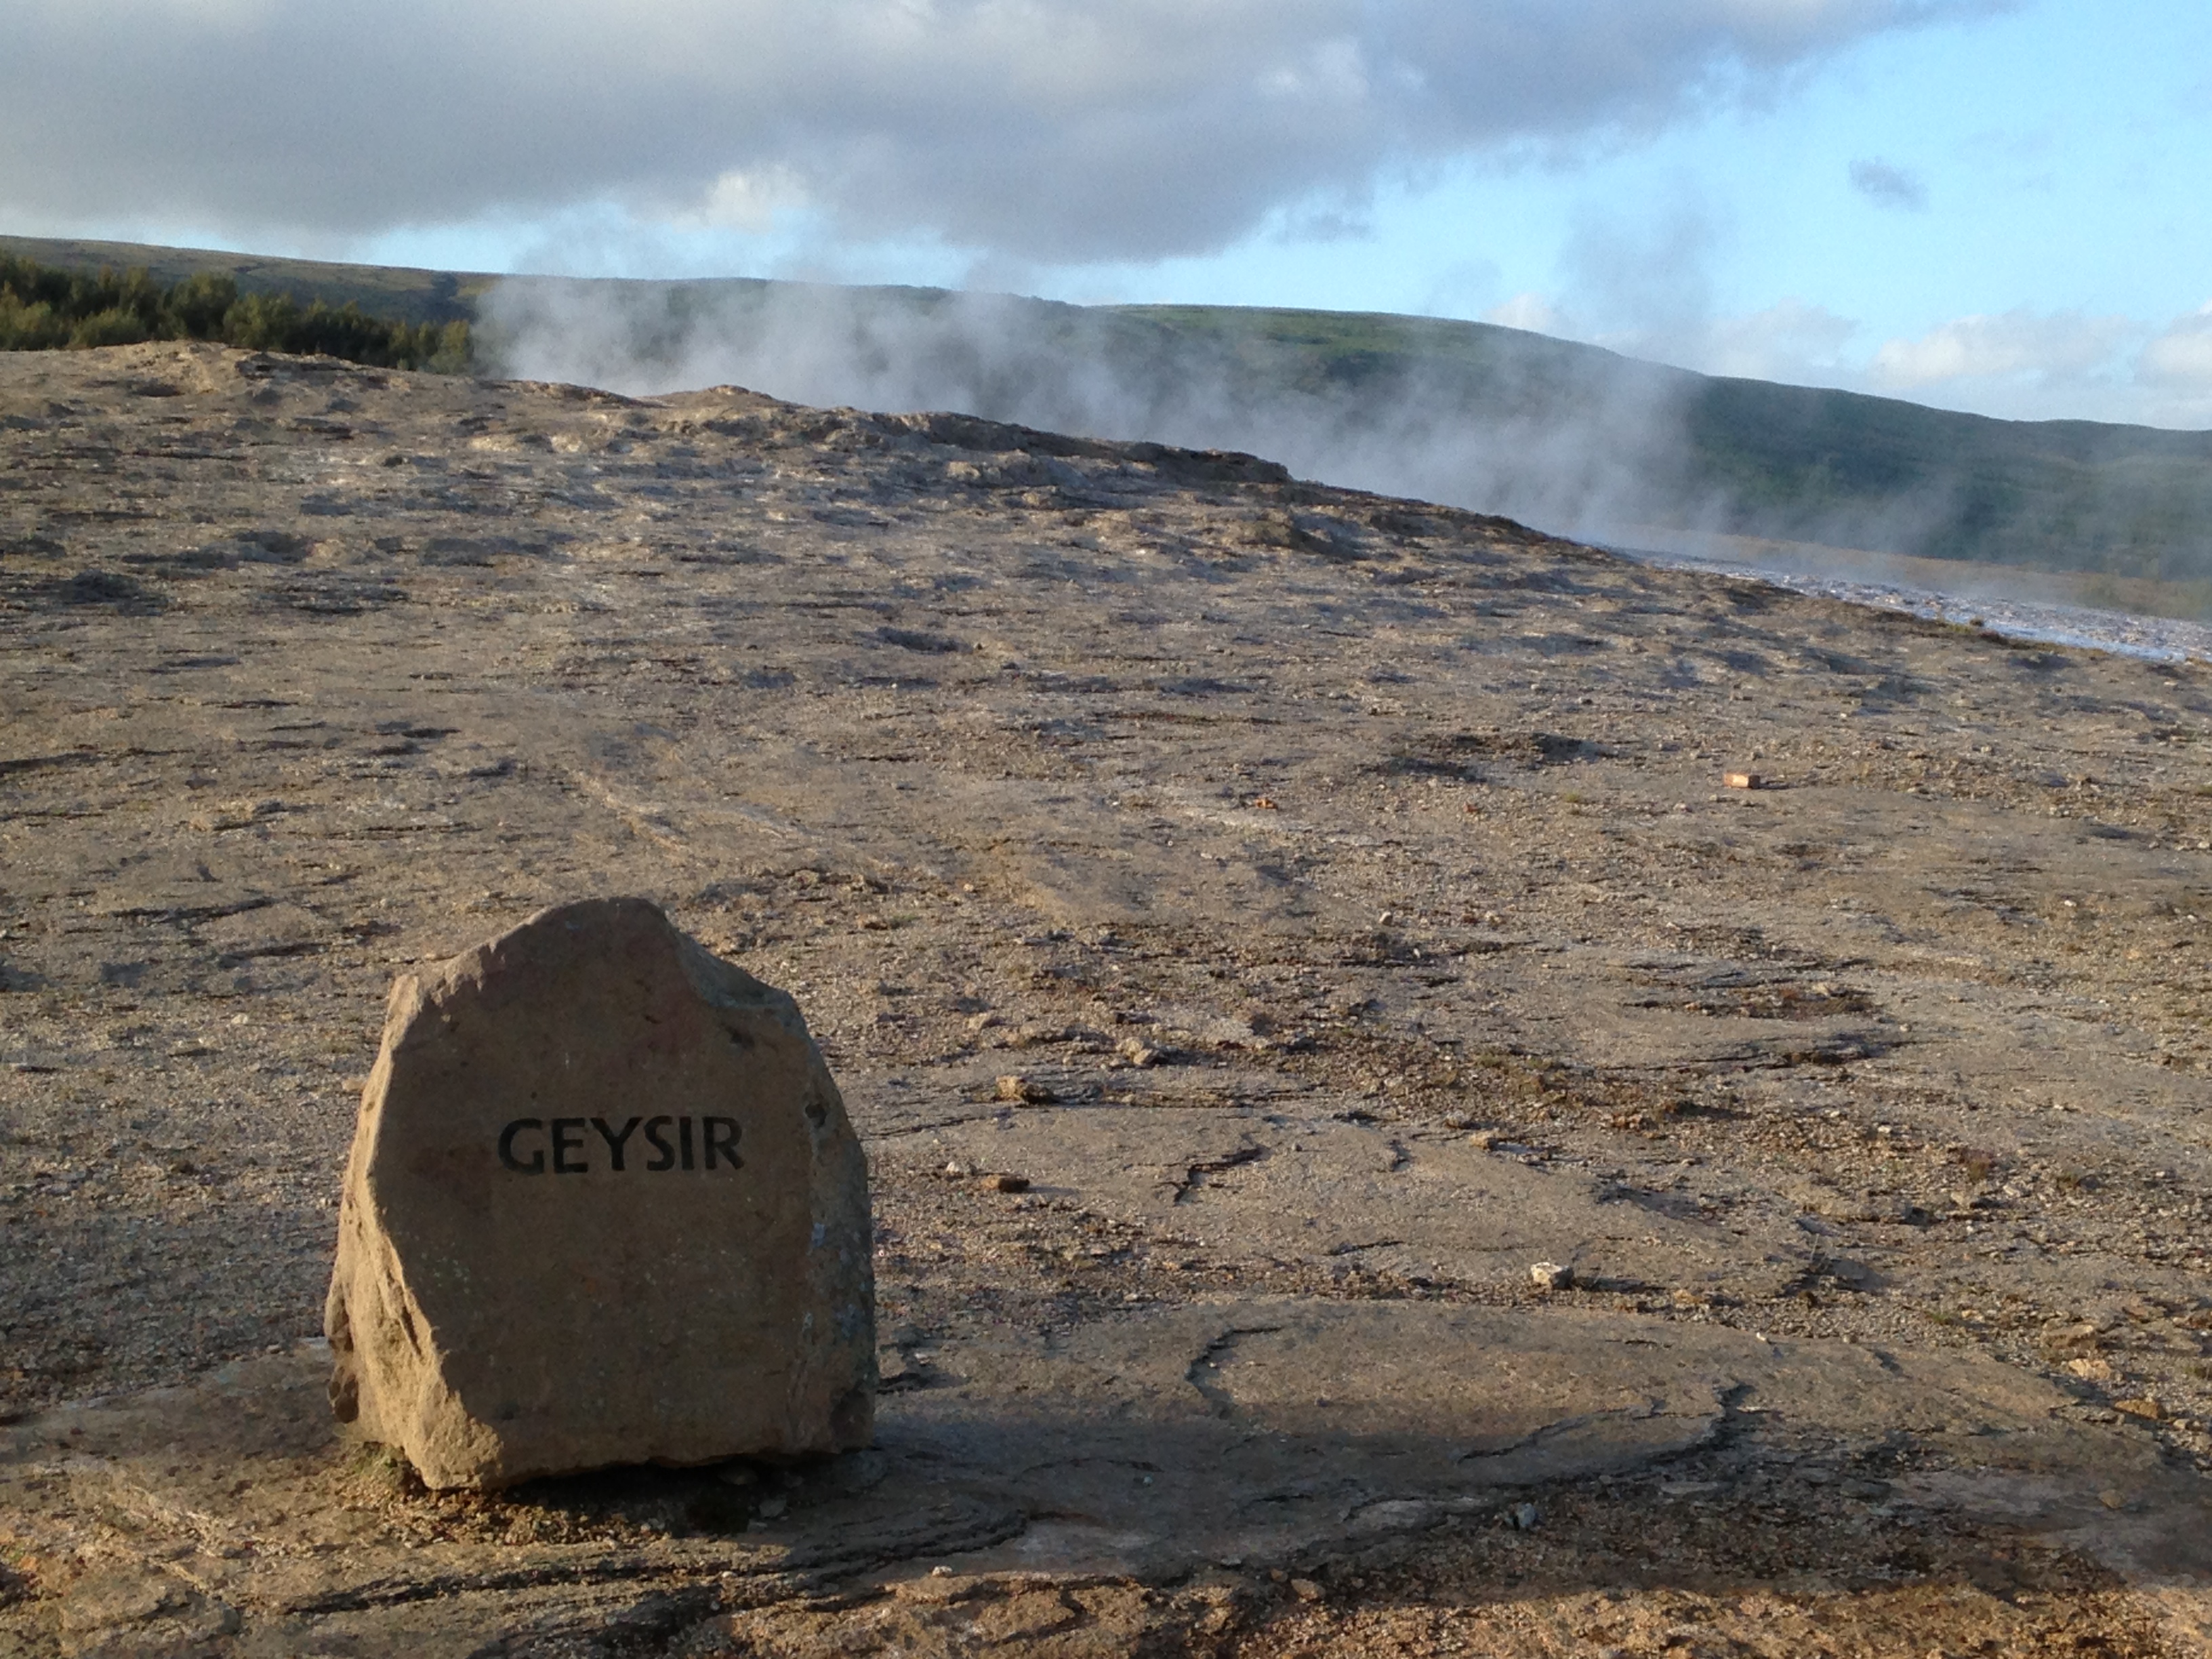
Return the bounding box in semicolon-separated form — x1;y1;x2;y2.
0;255;470;371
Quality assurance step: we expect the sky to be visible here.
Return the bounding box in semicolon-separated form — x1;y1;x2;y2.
6;0;2210;429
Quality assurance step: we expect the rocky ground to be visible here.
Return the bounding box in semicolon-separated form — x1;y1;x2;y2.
1;341;2209;1656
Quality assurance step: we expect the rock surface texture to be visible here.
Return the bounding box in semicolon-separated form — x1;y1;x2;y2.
325;897;873;1488
4;342;2211;1654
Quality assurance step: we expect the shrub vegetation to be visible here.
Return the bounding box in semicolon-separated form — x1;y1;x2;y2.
0;256;470;371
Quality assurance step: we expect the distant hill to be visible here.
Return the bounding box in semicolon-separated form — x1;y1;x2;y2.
9;233;2211;586
0;235;491;328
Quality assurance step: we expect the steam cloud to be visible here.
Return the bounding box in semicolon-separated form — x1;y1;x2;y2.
482;276;2212;596
480;277;1708;548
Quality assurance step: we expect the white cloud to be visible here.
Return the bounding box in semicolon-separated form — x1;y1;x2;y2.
1868;309;2134;390
678;169;809;235
2139;304;2212;389
0;0;2009;264
1839;303;2212;425
1698;300;1858;381
1534;293;2212;426
1484;292;1565;333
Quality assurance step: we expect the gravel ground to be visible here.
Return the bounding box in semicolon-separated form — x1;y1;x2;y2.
1;342;2209;1656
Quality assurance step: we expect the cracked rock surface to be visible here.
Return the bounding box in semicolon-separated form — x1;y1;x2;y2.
2;342;2210;1654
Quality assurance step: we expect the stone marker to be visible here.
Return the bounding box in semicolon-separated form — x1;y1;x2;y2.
323;897;874;1489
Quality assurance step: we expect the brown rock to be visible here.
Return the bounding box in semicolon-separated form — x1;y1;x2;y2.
323;897;874;1489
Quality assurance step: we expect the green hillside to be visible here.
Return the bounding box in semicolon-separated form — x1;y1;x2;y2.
0;235;491;327
1080;299;2212;579
6;233;2209;583
0;251;468;369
